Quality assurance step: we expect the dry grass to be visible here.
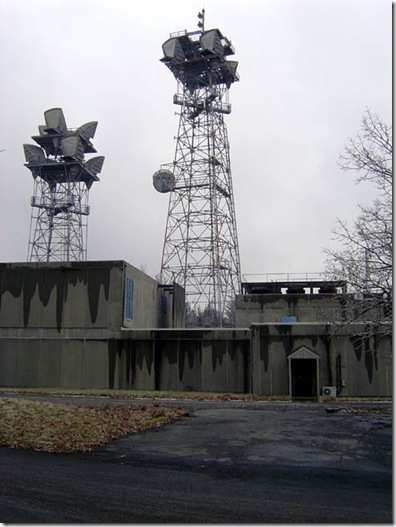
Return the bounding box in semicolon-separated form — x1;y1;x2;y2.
0;387;391;402
0;387;292;401
0;397;188;453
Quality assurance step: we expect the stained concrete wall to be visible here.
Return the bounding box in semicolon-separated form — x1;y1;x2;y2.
0;330;250;392
0;261;186;390
346;332;393;397
113;329;250;393
0;263;391;396
235;293;346;325
0;326;391;395
0;261;122;333
250;323;392;397
0;338;109;389
0;261;184;334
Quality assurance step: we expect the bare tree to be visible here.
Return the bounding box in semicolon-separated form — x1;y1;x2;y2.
324;110;392;337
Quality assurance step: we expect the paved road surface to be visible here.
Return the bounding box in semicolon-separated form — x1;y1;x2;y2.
0;396;392;523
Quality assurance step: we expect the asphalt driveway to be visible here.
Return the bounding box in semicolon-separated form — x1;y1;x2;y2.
0;396;392;523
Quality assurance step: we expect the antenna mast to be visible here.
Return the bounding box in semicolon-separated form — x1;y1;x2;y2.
154;14;241;326
197;9;205;31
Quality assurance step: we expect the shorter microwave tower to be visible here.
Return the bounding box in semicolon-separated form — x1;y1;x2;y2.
24;108;105;262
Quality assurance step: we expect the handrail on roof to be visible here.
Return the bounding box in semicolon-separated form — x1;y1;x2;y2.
242;272;328;283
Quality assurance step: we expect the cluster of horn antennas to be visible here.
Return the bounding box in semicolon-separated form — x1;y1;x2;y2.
161;27;239;92
24;108;105;262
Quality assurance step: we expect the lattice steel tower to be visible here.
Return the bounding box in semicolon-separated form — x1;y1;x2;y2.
153;12;241;326
24;108;104;262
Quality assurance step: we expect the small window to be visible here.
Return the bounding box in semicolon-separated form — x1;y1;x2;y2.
124;277;134;320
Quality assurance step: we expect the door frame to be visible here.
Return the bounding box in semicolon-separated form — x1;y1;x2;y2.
288;346;320;399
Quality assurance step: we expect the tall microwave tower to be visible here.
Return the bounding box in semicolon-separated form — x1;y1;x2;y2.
153;11;241;326
24;108;105;262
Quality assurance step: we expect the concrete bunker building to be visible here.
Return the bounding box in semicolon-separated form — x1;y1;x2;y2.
0;262;391;397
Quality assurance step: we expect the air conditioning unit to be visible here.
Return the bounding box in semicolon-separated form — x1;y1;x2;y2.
323;386;337;397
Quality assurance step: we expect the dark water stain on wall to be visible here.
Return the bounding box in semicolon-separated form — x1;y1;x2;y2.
228;344;236;363
46;270;66;332
124;340;152;389
258;326;270;372
287;296;299;313
107;339;123;389
145;347;154;376
349;335;363;361
0;270;24;310
107;339;118;390
364;335;373;384
212;341;225;372
187;346;196;370
5;270;30;326
178;343;185;381
154;342;162;391
136;343;145;371
373;334;379;371
125;341;133;386
63;269;86;301
134;342;154;376
1;266;111;331
349;333;374;384
365;349;374;384
320;333;332;386
87;268;110;324
164;344;178;366
178;341;199;381
260;337;269;372
124;340;146;389
20;270;66;331
22;272;41;327
277;325;292;358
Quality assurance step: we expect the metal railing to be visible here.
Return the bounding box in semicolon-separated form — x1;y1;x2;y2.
241;272;328;283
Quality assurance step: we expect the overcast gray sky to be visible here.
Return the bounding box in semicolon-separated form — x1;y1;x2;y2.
0;0;391;280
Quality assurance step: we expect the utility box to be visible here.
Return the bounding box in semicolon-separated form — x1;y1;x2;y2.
323;386;337;397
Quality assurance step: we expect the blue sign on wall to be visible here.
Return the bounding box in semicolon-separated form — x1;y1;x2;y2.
124;277;134;320
280;315;297;323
